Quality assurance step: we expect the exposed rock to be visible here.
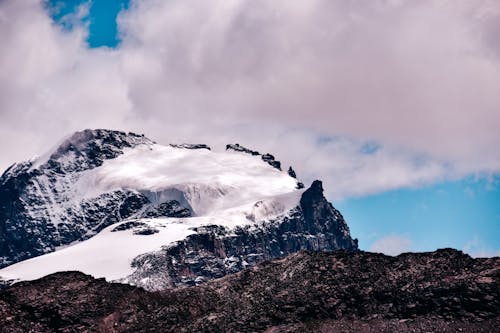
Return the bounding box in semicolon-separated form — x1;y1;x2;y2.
169;143;211;150
0;249;498;332
111;221;148;232
0;130;168;268
140;200;191;218
287;167;304;188
261;153;281;170
133;228;159;235
226;143;260;155
226;144;283;170
43;129;154;173
119;180;357;290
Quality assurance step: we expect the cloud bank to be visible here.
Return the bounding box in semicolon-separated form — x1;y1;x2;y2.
1;0;500;199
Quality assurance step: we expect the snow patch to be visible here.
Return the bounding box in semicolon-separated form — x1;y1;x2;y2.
0;219;196;281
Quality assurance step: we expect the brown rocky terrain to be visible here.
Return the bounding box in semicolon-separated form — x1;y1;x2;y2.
0;248;498;332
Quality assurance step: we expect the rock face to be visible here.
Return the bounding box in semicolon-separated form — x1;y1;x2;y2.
226;143;260;155
119;180;357;290
0;129;207;269
0;249;498;333
0;129;156;267
226;143;282;170
138;200;191;219
169;143;211;150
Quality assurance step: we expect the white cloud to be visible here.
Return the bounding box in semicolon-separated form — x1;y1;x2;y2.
1;0;500;200
369;235;412;256
463;235;500;258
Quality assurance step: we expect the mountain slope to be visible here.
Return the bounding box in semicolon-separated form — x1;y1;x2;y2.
0;129;153;267
0;129;357;289
0;249;498;333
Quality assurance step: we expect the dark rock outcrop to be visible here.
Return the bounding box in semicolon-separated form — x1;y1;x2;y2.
226;143;283;170
41;129;154;173
169;143;211;150
0;249;498;332
288;167;305;189
140;200;191;218
226;143;260;155
119;180;358;290
261;153;281;170
0;129;180;268
111;221;148;232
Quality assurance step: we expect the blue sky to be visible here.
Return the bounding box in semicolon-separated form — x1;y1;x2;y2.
2;1;498;257
46;0;128;47
337;177;500;256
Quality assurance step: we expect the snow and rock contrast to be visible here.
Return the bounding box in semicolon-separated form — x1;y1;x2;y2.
0;129;357;290
0;129;154;268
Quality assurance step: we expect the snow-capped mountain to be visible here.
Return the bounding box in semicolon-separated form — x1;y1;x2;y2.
0;129;357;290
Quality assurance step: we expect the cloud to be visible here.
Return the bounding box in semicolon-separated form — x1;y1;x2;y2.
463;235;500;258
116;0;500;166
1;0;500;200
369;235;412;256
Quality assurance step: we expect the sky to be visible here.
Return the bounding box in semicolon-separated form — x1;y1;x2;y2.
0;0;499;256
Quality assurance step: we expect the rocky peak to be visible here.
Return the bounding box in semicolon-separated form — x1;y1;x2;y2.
169;143;211;150
301;180;324;202
225;143;260;155
289;167;305;189
226;143;283;171
299;180;354;246
261;153;281;170
42;129;154;173
0;130;354;290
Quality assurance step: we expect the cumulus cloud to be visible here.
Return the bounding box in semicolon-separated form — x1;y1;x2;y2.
1;0;500;199
370;235;412;256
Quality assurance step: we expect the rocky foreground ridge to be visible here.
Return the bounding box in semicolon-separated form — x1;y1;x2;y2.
0;249;498;332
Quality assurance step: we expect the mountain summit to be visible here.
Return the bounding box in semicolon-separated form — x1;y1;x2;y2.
0;129;357;290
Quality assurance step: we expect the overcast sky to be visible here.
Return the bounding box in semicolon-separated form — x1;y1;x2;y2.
0;0;499;255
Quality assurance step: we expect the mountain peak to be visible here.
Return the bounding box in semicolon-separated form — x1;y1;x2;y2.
309;179;324;193
38;129;154;173
0;129;358;290
54;129;151;152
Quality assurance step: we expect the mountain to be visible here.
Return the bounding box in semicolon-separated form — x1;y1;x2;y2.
0;129;357;290
0;249;498;333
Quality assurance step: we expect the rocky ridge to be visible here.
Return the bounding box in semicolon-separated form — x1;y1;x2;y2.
0;129;358;291
119;180;357;289
226;143;282;170
0;249;498;332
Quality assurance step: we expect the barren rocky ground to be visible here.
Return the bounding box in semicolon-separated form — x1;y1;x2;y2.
0;249;498;332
